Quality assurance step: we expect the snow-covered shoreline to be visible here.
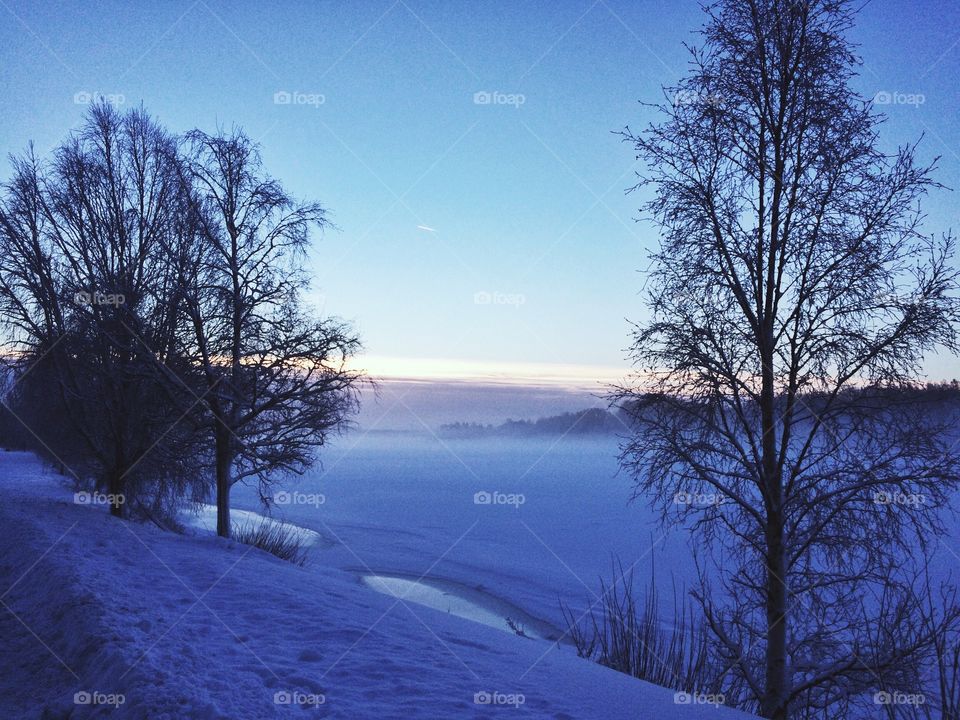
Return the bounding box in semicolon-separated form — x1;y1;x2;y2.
182;503;325;547
0;451;759;718
359;572;564;641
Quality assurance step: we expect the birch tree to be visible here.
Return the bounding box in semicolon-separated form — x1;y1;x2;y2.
616;1;960;717
177;128;362;537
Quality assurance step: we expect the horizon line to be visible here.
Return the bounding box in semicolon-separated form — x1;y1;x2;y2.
353;355;630;391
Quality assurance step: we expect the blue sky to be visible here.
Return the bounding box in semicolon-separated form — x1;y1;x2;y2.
1;0;959;386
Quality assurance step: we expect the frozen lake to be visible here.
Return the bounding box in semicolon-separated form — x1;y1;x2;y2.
225;429;960;643
227;432;694;634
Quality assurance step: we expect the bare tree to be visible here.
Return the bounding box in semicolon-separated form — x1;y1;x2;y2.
176;128;362;537
615;1;960;717
0;103;207;517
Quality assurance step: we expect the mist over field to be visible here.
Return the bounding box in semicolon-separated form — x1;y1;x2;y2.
353;379;610;431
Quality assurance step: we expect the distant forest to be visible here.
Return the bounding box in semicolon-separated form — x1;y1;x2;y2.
439;408;627;438
437;382;960;440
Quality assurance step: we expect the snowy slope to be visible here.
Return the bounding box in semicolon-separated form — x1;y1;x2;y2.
0;451;758;719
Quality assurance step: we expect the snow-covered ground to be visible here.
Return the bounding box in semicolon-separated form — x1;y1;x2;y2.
0;447;760;718
227;434;698;634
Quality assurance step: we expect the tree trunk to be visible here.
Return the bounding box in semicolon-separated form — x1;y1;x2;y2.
107;447;125;518
215;427;233;538
107;470;124;518
213;420;234;537
762;516;789;719
760;326;789;719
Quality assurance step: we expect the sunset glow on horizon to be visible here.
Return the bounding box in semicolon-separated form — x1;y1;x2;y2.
355;355;629;391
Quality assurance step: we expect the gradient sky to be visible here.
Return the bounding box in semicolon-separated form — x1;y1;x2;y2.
1;0;959;390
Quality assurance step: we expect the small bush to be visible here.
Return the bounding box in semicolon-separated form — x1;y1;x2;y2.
233;518;309;566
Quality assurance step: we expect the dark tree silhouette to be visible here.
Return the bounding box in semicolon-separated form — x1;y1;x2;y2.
176;128;362;538
0;104;206;516
0;108;360;528
616;1;960;717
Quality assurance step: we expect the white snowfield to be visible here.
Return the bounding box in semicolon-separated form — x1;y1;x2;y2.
0;452;758;719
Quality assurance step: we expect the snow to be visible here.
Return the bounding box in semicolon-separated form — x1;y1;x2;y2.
183;503;324;547
360;573;558;641
0;447;759;718
230;433;700;632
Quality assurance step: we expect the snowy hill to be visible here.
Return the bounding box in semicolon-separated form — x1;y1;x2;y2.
0;452;758;719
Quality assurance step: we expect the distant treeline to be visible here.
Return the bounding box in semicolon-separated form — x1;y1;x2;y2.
436;381;960;440
438;407;626;438
622;380;960;417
